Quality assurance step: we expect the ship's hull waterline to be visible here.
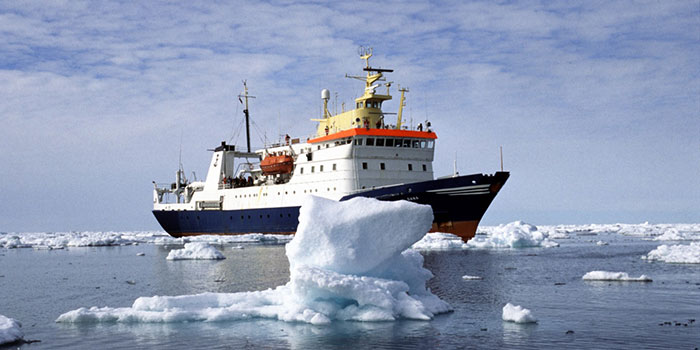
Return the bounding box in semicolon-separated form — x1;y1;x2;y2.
153;172;509;241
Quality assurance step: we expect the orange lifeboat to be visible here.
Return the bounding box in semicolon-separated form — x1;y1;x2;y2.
260;154;294;175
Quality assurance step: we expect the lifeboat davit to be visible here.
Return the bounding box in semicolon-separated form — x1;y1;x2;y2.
260;154;294;175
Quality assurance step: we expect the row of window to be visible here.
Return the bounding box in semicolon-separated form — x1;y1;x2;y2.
298;162;428;173
233;187;338;199
361;162;428;171
299;163;337;174
183;213;295;221
354;138;434;149
356;100;382;109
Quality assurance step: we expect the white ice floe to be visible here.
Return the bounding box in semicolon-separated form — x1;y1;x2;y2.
0;315;23;345
57;196;451;325
0;230;292;250
643;242;700;264
412;232;468;250
582;271;652;282
502;303;537;323
156;234;293;246
467;221;559;249
596;241;609;246
462;275;483;280
617;223;700;238
166;243;225;260
0;231;164;249
652;228;700;241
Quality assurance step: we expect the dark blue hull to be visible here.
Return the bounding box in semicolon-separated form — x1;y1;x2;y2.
153;171;509;240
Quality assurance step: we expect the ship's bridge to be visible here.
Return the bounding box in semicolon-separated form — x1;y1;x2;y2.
313;48;430;139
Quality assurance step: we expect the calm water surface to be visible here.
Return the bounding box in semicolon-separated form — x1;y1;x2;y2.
1;233;698;349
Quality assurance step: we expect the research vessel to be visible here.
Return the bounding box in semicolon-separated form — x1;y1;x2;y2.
152;48;509;241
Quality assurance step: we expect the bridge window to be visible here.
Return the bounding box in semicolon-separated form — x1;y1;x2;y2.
354;138;363;146
385;139;394;147
380;163;385;170
311;166;315;173
403;139;411;147
362;162;368;170
320;165;324;172
422;164;427;171
427;140;434;148
366;138;375;146
376;138;385;147
420;140;427;148
408;164;413;171
300;167;304;174
412;140;420;148
333;163;337;171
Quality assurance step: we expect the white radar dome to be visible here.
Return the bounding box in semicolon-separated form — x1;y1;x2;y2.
321;89;330;101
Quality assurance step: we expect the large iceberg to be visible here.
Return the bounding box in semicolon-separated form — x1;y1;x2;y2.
57;196;451;325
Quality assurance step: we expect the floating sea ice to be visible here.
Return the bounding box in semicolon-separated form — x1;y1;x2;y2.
57;196;452;325
502;303;537;323
412;232;468;250
582;271;652;282
0;315;23;345
0;236;30;249
166;242;225;260
462;275;483;280
467;221;559;249
643;242;700;264
596;241;609;246
653;228;700;241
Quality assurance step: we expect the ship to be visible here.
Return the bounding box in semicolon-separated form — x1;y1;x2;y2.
152;48;509;241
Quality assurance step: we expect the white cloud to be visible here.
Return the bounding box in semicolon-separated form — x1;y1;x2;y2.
0;0;698;230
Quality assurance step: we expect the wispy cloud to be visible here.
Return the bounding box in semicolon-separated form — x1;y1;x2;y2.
0;0;698;230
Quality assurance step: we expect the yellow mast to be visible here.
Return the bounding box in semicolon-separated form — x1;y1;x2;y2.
396;87;409;130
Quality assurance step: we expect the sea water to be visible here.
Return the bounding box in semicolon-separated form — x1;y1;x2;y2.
1;228;699;349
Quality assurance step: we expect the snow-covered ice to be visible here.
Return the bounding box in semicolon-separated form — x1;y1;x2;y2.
502;303;537;324
643;242;700;264
582;271;652;282
462;275;483;280
4;223;697;251
652;228;700;241
412;232;468;250
166;242;226;260
0;231;292;250
56;196;451;325
0;315;23;345
467;221;559;249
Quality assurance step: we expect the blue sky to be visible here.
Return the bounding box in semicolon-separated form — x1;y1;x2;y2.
1;0;698;232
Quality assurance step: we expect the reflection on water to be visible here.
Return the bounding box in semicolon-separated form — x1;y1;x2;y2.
2;234;700;349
